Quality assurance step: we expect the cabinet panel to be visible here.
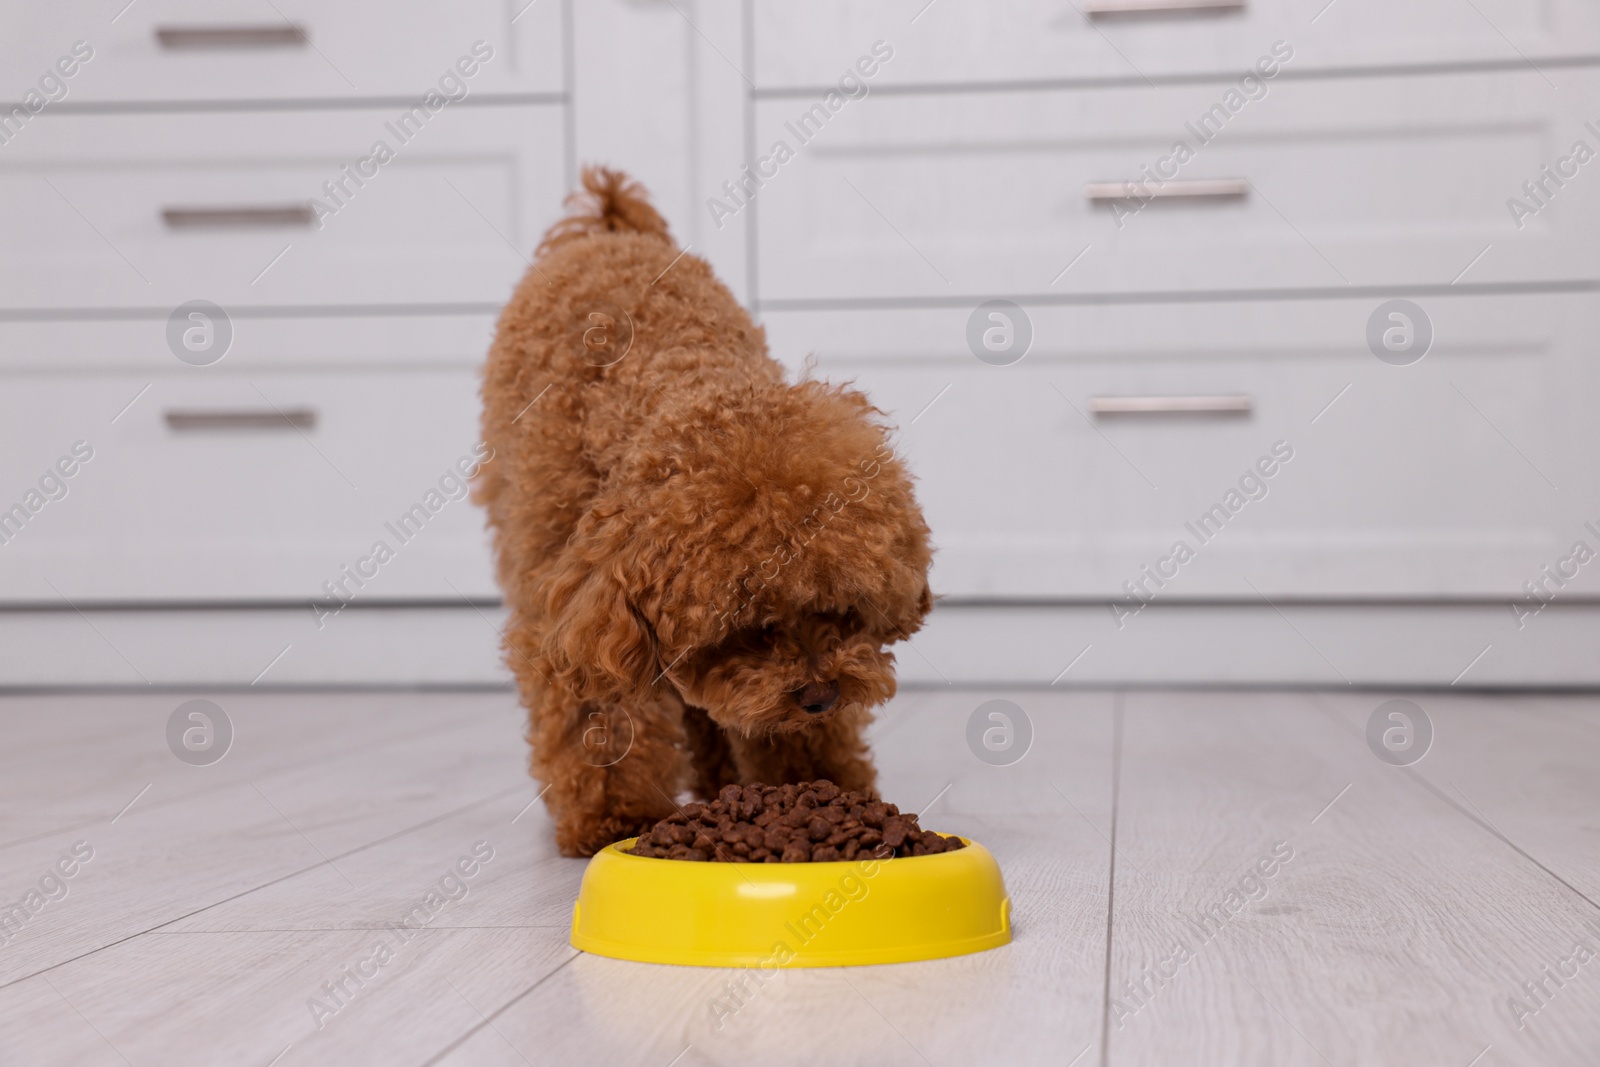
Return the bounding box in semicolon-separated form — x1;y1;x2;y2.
754;0;1600;88
763;292;1595;598
752;70;1599;302
0;369;496;602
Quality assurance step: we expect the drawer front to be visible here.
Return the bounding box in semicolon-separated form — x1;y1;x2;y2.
762;292;1597;598
752;69;1600;302
4;0;563;102
0;107;563;310
753;0;1600;88
0;370;497;602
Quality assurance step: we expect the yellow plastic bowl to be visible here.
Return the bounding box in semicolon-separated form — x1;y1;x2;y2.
570;835;1011;967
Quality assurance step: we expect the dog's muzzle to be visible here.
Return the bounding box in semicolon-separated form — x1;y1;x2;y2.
793;680;840;715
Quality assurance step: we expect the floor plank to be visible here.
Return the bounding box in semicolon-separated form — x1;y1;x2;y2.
0;691;512;850
0;928;575;1067
1107;691;1600;1067
0;697;528;986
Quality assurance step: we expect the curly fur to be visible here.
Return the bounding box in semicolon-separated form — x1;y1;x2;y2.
476;166;934;856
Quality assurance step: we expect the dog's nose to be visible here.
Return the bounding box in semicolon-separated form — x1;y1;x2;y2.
794;680;840;715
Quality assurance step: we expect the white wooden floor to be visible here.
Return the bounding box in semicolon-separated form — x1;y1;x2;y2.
2;688;1598;1066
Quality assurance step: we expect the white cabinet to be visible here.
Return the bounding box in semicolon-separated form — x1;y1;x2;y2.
4;0;1598;669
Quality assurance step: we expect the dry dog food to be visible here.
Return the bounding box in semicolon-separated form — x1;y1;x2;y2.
627;780;965;862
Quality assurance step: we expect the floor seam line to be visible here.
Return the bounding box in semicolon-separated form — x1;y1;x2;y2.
1307;694;1600;919
1410;773;1600;918
417;950;581;1066
1098;689;1124;1067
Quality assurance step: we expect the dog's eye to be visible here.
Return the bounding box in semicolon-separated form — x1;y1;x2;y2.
721;625;773;652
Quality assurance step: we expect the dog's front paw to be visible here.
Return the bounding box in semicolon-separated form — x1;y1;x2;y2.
558;810;663;857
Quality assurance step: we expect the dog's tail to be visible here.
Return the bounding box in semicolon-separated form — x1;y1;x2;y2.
536;166;673;257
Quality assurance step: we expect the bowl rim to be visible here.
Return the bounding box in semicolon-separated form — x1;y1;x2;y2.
601;833;975;866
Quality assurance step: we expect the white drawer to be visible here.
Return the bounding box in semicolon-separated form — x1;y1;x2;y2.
0;370;497;602
753;0;1600;88
762;292;1598;599
751;69;1600;302
0;106;563;311
3;0;562;103
0;312;498;372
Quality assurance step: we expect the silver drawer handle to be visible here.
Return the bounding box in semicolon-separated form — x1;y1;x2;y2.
1085;0;1244;13
155;25;309;49
165;409;317;432
162;205;315;229
1084;178;1249;201
1091;395;1253;415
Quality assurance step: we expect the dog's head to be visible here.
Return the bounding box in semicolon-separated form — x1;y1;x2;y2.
535;378;932;736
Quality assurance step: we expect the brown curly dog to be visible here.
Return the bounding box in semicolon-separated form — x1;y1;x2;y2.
476;167;933;856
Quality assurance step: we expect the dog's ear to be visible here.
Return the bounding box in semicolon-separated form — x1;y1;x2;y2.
539;561;659;701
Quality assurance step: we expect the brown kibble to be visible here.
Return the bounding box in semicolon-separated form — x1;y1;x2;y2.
628;781;967;862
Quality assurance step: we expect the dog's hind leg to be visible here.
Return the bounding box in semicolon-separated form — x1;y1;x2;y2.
726;706;877;794
681;704;741;800
530;685;690;856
